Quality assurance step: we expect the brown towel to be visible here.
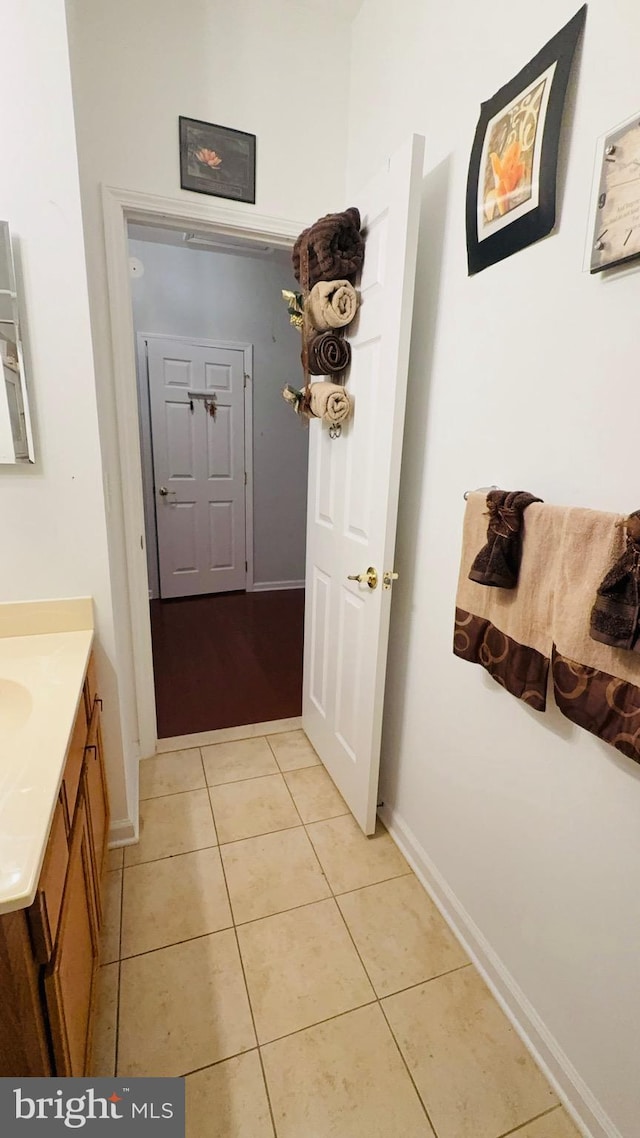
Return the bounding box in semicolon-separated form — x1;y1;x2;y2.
308;381;352;424
455;493;560;710
292;208;365;289
306;331;351;376
589;511;640;651
306;280;359;331
468;490;543;588
551;506;640;765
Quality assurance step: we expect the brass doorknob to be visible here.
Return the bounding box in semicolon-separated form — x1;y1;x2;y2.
383;570;399;590
158;486;175;497
347;566;378;590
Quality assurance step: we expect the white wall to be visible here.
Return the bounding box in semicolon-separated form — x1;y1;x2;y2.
0;0;130;830
347;3;640;1136
66;0;352;769
128;235;308;593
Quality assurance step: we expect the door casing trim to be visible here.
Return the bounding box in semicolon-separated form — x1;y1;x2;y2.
101;184;305;758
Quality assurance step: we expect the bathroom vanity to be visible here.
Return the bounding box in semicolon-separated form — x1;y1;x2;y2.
0;600;109;1076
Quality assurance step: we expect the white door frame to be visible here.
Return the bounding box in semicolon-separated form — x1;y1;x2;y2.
101;185;305;758
136;331;254;598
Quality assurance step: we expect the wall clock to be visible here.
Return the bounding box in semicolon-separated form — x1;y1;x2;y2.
591;117;640;273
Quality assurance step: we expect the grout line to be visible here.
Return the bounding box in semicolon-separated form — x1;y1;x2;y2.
300;812;440;1136
207;785;279;1138
495;1104;564;1138
123;842;220;870
376;962;473;1002
114;867;124;1077
213;821;304;847
139;784;208;803
378;999;440;1137
118;925;235;962
258;997;379;1050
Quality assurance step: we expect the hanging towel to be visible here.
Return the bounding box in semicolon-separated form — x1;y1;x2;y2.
306;331;351;376
306;280;359;331
308;380;352;424
551;506;640;765
589;511;640;651
292;208;365;289
454;493;561;710
468;489;543;588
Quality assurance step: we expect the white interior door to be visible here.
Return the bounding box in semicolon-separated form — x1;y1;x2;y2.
303;134;424;834
148;337;247;598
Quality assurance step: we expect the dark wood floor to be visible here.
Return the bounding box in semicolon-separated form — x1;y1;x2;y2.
150;590;305;739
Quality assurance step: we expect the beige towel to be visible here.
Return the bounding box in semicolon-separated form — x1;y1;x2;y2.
308;381;352;424
551;507;640;763
306;280;359;331
455;493;640;763
454;493;563;710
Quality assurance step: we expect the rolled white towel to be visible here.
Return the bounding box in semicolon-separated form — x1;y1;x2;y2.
306;280;359;331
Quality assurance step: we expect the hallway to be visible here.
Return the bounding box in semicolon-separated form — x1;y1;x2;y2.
150;591;305;738
93;730;579;1138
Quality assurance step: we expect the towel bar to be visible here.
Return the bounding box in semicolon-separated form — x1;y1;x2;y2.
463;484;499;500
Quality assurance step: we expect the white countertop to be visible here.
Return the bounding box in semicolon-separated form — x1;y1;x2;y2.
0;599;94;915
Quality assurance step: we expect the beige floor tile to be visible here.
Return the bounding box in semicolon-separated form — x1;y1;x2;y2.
237;898;374;1043
267;729;321;772
202;737;279;786
382;968;557;1138
121;847;232;957
106;846;124;871
283;765;348;823
262;1004;434;1138
186;1051;274;1138
306;814;410;893
124;789;217;867
337;875;469;997
220;827;331;924
90;963;118;1076
139;748;205;800
101;869;122;964
209;774;300;844
514;1109;582;1138
118;930;255;1076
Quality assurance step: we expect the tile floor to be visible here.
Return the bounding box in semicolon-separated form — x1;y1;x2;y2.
94;728;580;1138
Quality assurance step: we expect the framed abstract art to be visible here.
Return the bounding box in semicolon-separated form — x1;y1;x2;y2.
465;6;586;275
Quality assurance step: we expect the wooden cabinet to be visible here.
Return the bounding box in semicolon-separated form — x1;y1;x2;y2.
0;655;109;1077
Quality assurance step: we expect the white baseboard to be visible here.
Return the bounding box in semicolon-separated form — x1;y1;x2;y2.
251;579;305;592
378;803;622;1138
156;716;303;752
108;816;138;846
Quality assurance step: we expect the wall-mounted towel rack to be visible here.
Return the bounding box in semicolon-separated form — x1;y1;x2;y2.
463;484;499;500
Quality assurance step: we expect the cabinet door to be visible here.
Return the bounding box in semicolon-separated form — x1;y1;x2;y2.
84;700;110;925
44;799;98;1076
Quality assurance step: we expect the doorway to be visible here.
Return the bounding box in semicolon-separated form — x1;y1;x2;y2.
128;222;308;739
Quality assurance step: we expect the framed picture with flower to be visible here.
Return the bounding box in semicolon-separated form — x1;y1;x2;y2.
465;6;586;275
179;116;256;203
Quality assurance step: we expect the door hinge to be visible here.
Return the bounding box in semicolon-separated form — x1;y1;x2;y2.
244;373;249;388
245;560;248;572
244;471;247;485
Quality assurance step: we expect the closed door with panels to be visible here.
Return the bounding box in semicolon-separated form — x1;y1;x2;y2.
147;337;248;597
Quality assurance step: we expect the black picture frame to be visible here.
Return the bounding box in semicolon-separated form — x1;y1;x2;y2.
465;5;586;276
179;116;256;204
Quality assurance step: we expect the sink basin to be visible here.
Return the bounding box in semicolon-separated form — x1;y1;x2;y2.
0;678;33;733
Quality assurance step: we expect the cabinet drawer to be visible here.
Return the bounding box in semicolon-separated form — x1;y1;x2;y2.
62;699;88;830
28;796;69;964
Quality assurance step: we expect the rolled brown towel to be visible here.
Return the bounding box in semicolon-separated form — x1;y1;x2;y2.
293;207;365;289
306;280;359;331
590;511;640;651
308;381;352;424
468;489;543;588
305;331;351;375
